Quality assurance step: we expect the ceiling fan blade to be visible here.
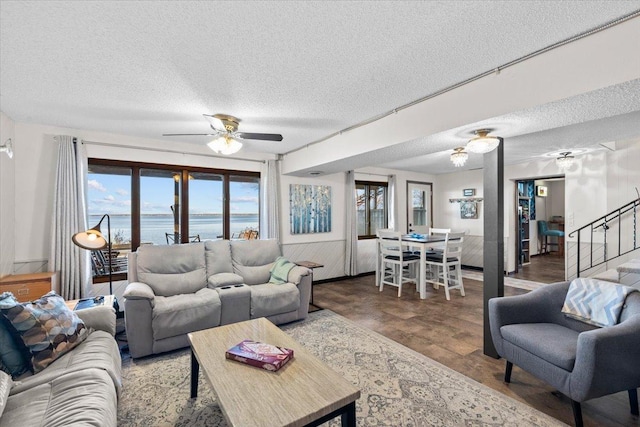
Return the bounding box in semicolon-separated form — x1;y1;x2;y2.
237;132;283;142
203;114;226;131
162;133;218;136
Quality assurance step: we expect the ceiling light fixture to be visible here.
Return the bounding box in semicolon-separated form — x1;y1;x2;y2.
207;134;243;155
466;129;500;154
450;147;468;167
0;138;13;159
556;152;575;171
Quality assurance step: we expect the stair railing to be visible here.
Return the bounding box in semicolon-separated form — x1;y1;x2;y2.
568;197;639;278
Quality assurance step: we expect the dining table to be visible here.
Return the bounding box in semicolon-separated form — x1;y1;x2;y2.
376;233;455;299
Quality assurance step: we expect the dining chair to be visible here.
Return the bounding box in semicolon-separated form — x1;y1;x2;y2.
377;229;421;297
425;231;465;300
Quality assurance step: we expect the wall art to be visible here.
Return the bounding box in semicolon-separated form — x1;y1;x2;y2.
290;184;332;234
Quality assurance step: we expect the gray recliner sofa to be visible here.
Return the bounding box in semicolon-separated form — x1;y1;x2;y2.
123;239;311;358
489;281;640;427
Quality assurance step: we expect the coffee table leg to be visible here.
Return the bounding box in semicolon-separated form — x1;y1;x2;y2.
190;349;199;398
341;401;356;427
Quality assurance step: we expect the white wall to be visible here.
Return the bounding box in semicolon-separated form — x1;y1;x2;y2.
11;121;268;272
0;112;16;277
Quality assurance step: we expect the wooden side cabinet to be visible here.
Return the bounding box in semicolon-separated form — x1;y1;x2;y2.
0;272;58;302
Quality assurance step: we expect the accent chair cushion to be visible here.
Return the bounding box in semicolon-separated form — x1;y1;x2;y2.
501;323;580;371
136;242;207;296
0;291;90;373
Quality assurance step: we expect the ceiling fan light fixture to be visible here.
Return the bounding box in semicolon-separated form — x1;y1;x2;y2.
556;152;575;171
450;147;468;167
207;135;243;155
466;129;500;154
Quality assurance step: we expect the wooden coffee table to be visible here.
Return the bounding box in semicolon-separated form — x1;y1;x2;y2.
188;318;360;427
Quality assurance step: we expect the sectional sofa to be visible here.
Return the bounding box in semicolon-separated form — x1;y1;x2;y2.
124;239;312;358
0;305;121;427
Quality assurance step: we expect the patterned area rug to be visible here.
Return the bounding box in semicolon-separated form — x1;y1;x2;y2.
118;310;565;426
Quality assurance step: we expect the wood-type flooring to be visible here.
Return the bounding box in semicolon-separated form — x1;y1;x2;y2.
312;258;637;427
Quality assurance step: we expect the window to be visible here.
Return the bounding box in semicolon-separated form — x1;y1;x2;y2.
356;181;388;239
87;159;260;279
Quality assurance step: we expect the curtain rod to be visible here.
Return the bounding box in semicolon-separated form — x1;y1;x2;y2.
81;139;267;164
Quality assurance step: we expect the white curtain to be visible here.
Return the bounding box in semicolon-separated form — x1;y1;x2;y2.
259;159;280;241
49;136;90;299
388;174;398;230
344;171;358;275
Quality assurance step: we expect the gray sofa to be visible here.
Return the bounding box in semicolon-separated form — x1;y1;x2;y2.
0;306;121;427
489;281;640;426
124;239;312;358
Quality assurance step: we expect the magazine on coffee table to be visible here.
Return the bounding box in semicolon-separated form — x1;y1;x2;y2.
225;339;294;371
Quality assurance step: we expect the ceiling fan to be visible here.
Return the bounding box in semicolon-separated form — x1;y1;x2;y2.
163;114;283;155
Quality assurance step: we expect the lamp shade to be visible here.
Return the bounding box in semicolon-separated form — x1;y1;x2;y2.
72;227;107;250
466;129;500;154
207;135;243;155
450;147;468;167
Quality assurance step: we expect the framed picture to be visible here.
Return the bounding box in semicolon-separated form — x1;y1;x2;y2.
289;184;332;234
460;201;478;219
536;185;548;197
463;188;475;197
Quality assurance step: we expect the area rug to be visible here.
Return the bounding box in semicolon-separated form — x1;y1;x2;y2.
118;310;565;426
462;269;549;291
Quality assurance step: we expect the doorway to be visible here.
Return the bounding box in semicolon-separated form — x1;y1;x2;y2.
406;181;433;234
513;177;566;282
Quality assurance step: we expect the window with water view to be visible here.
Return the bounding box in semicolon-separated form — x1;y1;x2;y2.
87;160;260;279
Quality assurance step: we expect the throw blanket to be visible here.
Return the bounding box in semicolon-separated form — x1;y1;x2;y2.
269;257;296;284
562;278;638;327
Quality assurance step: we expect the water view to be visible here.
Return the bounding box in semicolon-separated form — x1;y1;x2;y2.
94;214;259;246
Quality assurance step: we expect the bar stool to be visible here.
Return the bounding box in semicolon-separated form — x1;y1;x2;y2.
538;220;564;254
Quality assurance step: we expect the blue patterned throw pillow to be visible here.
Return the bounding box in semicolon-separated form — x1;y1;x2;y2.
0;291;91;373
562;278;638;327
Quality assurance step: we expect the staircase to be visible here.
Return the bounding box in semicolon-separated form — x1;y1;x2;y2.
591;259;640;288
567;197;640;281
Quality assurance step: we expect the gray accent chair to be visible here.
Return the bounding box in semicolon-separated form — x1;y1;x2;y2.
489;281;640;427
124;240;311;358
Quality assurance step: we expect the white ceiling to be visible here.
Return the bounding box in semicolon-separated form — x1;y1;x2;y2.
1;1;639;174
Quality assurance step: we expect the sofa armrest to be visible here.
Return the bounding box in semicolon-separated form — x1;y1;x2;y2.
288;266;311;285
123;282;155;358
123;282;155;306
75;305;117;336
571;314;640;401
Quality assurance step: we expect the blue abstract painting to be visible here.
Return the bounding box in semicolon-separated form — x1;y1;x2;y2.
290;184;332;234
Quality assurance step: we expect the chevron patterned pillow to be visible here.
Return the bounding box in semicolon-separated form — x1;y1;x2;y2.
562;278;638;327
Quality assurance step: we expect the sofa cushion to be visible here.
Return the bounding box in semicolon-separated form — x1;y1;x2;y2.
208;273;245;288
152;288;222;341
501;323;580;371
9;330;121;397
0;292;90;374
0;371;11;418
137;243;207;296
250;283;300;318
230;240;282;285
205;240;234;275
1;368;117;427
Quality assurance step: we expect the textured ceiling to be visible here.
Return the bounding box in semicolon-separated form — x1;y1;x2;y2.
1;1;639;174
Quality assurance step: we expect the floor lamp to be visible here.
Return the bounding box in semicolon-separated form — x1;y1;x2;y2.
72;213;113;299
